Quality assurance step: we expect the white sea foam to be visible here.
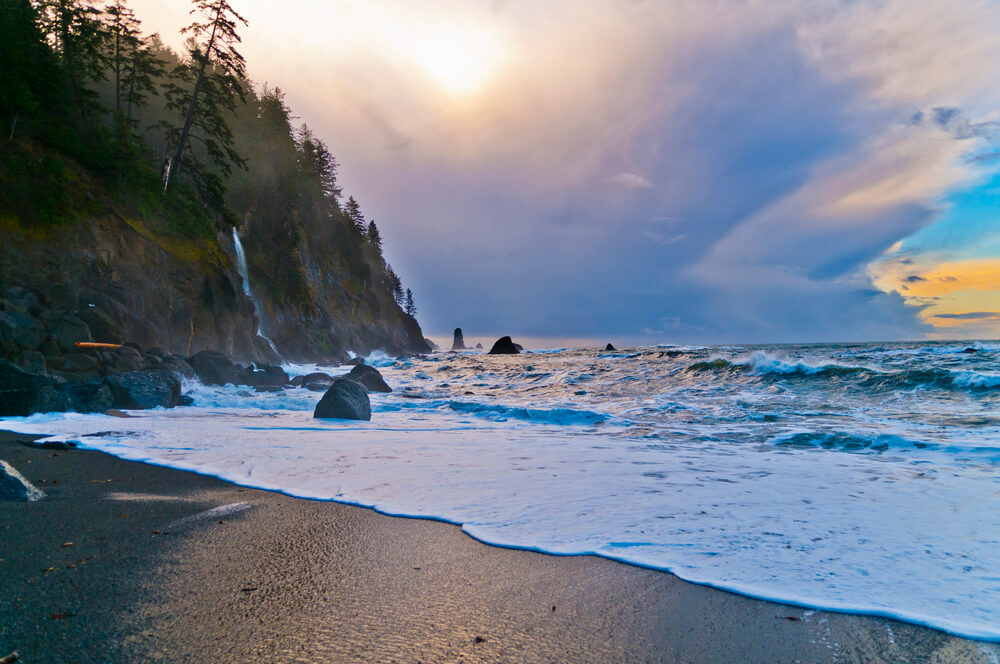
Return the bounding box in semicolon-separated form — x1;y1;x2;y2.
4;341;1000;641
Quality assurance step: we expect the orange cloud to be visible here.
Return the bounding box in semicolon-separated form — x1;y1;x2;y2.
870;257;1000;335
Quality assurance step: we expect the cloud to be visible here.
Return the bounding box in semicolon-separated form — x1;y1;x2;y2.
606;172;654;189
933;312;1000;320
129;0;1000;342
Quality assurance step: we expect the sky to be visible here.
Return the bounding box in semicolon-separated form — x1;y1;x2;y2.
131;0;1000;344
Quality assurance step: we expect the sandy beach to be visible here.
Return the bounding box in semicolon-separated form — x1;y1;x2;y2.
1;430;996;663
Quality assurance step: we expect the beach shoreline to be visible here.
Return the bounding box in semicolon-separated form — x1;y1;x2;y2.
1;429;995;663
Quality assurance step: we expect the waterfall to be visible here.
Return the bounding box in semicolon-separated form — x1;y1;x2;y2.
232;228;281;358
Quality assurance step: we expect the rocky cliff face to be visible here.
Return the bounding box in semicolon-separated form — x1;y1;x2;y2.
0;212;278;368
0;209;428;371
238;205;430;362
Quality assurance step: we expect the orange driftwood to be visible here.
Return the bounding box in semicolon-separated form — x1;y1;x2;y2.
73;342;123;349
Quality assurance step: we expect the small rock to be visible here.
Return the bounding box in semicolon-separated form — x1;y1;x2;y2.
605;343;616;351
488;336;520;355
475;343;483;349
0;460;46;501
314;379;371;420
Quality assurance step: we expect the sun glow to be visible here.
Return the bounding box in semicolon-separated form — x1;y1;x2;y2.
374;14;506;99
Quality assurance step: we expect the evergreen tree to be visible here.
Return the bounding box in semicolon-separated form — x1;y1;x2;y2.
297;124;341;208
160;0;248;195
345;195;364;233
120;34;163;134
367;219;382;252
104;0;161;136
404;288;416;317
0;0;61;140
35;0;110;121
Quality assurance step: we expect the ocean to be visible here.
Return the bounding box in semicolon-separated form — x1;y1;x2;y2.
4;341;999;640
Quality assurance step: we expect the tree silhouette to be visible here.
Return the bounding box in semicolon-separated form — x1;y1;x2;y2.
404;288;416;317
160;0;247;195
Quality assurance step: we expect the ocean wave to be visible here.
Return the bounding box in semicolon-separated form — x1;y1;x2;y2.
951;370;1000;389
379;399;609;425
685;352;1000;391
770;431;926;453
686;352;865;377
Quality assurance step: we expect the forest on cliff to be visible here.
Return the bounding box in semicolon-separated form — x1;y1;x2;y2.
0;0;426;359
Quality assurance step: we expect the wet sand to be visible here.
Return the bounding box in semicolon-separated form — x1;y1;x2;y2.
1;430;996;663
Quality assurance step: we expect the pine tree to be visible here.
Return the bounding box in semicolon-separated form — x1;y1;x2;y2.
404;288;416;317
35;0;110;121
0;0;61;140
367;220;382;252
344;196;364;233
160;0;248;195
297;124;341;208
105;0;161;134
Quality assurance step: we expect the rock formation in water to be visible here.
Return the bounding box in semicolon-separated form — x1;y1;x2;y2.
488;336;521;355
452;328;466;350
606;343;616;351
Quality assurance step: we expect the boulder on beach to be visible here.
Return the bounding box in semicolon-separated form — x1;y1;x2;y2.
313;379;371;420
344;364;392;393
488;336;521;355
237;363;289;387
188;350;238;385
452;328;466;350
106;370;182;409
605;343;616;351
57;378;113;413
291;372;333;387
1;460;46;502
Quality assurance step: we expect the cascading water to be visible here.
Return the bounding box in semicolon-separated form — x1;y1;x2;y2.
232;228;281;358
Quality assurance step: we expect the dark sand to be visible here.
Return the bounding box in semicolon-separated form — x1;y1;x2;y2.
1;430;996;663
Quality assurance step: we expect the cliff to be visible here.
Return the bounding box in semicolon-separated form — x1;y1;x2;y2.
0;148;429;370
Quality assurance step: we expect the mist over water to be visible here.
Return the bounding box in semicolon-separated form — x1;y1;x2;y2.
5;341;1000;640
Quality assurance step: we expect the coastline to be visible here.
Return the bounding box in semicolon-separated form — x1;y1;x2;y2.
1;430;995;663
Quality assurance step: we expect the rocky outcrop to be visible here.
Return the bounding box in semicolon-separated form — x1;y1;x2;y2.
313;379;371;420
0;360;70;415
1;460;46;502
488;336;521;355
343;364;392;393
606;343;616;351
452;328;466;350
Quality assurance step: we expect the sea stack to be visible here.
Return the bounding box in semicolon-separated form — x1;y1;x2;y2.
452;328;466;350
488;336;520;354
605;343;616;351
